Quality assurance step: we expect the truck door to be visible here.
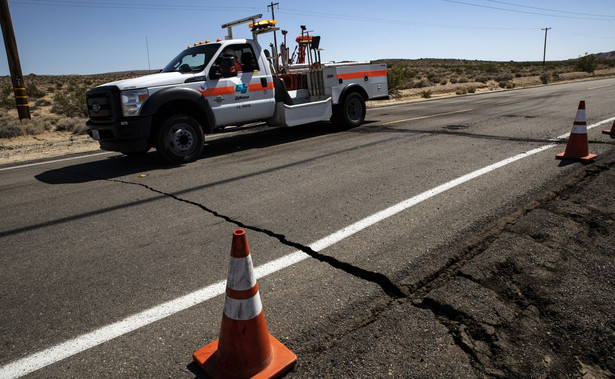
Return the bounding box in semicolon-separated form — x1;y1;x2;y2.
205;43;274;126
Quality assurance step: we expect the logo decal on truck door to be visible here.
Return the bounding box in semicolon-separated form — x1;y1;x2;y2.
235;84;248;94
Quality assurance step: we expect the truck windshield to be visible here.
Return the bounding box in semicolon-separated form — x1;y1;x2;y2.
162;43;221;73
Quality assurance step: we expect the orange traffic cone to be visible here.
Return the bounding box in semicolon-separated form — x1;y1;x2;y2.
556;100;597;161
193;229;297;378
602;120;615;136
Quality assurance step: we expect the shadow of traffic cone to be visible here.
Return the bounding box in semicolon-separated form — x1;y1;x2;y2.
193;229;297;378
602;120;615;136
556;100;597;161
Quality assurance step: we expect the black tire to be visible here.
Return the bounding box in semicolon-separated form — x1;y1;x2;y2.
332;92;366;128
156;114;204;164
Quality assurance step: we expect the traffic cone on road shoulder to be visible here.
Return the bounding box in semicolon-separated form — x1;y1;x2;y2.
193;229;297;378
602;120;615;136
556;100;597;161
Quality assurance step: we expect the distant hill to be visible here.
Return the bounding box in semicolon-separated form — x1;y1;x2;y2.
593;51;615;60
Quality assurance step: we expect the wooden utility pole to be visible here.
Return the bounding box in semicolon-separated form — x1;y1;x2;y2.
541;27;551;66
0;0;30;120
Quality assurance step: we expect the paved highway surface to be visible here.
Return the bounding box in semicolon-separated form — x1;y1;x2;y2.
1;78;614;377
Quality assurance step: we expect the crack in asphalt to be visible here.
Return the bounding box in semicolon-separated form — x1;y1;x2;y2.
90;174;407;300
406;158;615;376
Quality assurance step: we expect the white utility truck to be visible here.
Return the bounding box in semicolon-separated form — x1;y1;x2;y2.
85;15;389;164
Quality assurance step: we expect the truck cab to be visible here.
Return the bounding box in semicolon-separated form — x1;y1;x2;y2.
85;14;388;164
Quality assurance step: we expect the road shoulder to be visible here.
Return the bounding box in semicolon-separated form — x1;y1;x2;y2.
295;151;615;377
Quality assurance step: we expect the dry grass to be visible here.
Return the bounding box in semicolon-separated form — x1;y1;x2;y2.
378;58;615;101
1;60;615;139
0;72;148;139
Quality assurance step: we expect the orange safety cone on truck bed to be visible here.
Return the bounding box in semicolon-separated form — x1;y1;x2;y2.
602;120;615;136
193;229;297;378
556;100;597;161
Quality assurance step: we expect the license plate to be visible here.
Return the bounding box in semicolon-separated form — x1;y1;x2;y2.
91;129;100;140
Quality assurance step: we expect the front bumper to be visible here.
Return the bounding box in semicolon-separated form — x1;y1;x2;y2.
86;116;152;152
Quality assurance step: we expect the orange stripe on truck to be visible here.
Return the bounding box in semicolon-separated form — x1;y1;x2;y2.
198;81;273;97
249;82;274;91
198;86;235;97
337;70;387;81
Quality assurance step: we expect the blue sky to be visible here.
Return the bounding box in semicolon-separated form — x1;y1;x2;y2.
1;0;614;75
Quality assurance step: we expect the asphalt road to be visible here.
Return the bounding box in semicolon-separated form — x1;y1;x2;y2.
1;78;614;378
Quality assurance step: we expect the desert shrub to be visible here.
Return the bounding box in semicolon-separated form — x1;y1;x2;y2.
0;124;24;138
475;76;489;84
456;88;468;95
540;73;550;84
55;118;87;134
495;73;513;82
479;63;498;73
458;76;469;83
388;65;416;92
26;83;45;98
1;86;15;109
421;90;432;98
412;78;430;88
575;54;597;73
467;86;476;93
450;77;458;84
35;98;52;106
51;87;87;117
499;81;515;89
0;118;47;138
440;79;448;85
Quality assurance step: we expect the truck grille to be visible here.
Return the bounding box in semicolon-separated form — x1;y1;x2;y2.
86;86;120;124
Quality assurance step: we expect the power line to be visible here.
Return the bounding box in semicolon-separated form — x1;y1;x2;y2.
9;1;260;12
278;8;536;30
8;0;539;31
486;0;615;18
443;0;615;20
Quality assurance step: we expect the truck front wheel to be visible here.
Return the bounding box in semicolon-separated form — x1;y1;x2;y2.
156;115;204;164
333;92;366;128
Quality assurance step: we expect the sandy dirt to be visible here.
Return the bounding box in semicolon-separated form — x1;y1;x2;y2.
0;131;100;165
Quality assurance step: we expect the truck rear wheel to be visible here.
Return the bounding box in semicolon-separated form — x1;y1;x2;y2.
333;92;366;128
156;114;204;164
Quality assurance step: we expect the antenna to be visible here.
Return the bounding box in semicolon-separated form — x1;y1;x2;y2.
146;36;151;71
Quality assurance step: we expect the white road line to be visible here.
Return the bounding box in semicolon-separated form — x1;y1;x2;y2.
380;108;474;125
0;152;115;172
587;84;613;90
2;117;614;378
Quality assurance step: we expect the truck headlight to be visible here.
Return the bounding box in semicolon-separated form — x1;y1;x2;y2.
121;89;149;117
